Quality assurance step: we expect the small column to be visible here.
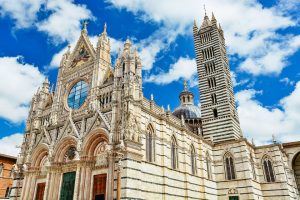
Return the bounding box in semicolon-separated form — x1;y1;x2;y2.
20;174;29;200
78;166;86;200
28;174;37;200
84;166;92;200
73;165;81;200
43;172;51;200
22;174;32;200
106;153;115;200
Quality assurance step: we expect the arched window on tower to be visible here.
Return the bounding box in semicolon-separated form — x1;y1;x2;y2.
224;152;236;180
206;152;212;180
213;109;218;118
262;155;275;182
146;125;155;162
171;136;178;169
190;145;197;175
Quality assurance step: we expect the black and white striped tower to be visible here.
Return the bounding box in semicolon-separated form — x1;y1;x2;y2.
193;12;242;143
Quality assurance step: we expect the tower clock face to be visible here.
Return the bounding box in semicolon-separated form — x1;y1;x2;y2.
67;80;89;109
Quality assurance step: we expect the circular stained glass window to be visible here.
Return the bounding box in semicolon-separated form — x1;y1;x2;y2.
67;80;89;109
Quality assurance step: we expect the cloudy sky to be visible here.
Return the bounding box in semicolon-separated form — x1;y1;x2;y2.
0;0;300;156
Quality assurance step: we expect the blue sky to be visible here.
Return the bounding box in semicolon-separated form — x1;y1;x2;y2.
0;0;300;156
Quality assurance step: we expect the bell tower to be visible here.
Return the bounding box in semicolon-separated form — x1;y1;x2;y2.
193;12;242;143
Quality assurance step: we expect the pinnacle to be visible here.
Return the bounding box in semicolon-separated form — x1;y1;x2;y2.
211;12;216;21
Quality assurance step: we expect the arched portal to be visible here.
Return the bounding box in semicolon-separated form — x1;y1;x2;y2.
293;152;300;193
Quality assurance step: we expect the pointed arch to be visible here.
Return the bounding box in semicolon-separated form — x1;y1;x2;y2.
224;152;236;180
171;135;178;169
145;124;155;162
53;136;77;162
31;144;48;168
206;151;212;180
262;155;275;182
190;144;197;175
82;127;109;157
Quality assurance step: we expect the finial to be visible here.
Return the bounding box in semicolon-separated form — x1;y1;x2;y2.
252;138;255;146
104;22;107;33
67;44;71;52
204;4;207;16
167;104;170;112
183;80;188;91
161;106;165;112
82;20;88;33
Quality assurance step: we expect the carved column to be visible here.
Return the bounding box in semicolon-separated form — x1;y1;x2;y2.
84;165;92;200
43;172;51;200
20;174;28;200
73;165;81;200
78;165;86;200
106;152;115;200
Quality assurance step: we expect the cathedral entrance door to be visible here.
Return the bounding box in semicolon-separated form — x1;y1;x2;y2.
229;196;239;200
59;172;76;200
35;182;45;200
92;174;107;200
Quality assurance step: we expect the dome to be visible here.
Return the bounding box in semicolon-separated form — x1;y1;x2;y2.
173;104;201;119
173;80;201;119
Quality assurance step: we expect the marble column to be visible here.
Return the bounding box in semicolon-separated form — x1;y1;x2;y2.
27;174;37;200
73;165;81;200
84;166;92;200
43;172;51;200
107;154;115;200
20;174;29;200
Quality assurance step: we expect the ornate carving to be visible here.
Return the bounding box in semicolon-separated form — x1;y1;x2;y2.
228;188;238;194
71;45;90;68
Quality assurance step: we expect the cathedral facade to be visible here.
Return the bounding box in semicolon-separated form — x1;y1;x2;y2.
9;14;300;200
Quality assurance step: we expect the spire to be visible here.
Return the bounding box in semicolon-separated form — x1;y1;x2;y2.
200;6;211;29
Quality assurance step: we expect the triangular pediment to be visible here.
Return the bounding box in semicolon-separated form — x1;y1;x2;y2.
68;32;96;68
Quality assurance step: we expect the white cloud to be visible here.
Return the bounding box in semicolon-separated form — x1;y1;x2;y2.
0;56;44;123
239;35;300;75
231;71;249;87
0;0;93;43
145;57;197;85
0;0;45;28
106;0;299;76
280;77;295;86
236;82;300;145
0;133;23;157
37;0;93;43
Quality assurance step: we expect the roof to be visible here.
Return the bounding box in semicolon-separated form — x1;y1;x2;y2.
0;153;17;160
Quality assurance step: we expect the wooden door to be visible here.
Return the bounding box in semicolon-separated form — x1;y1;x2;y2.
35;183;45;200
60;172;76;200
93;174;107;200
